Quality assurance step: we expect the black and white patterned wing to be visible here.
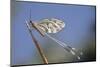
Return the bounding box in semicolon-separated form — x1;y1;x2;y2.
36;18;65;33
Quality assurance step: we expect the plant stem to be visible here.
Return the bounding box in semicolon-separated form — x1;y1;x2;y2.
26;21;48;64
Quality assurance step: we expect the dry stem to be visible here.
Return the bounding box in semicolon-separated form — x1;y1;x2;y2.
26;21;48;64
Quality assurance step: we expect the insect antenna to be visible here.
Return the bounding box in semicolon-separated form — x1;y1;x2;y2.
29;8;33;26
28;8;45;36
29;8;31;21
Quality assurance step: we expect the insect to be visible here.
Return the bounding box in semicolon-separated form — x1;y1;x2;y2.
26;9;83;60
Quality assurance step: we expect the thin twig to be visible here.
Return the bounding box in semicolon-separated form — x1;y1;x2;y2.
25;21;48;64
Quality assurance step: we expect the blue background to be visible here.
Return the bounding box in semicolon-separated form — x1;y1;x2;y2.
11;1;96;65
